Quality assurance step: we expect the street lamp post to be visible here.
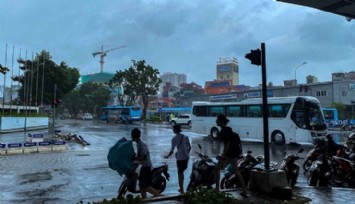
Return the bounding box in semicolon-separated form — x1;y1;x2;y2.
294;61;308;85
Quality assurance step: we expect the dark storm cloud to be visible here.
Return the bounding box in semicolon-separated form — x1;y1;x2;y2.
0;0;354;86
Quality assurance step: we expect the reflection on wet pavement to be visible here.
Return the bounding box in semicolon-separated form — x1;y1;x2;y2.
0;120;353;203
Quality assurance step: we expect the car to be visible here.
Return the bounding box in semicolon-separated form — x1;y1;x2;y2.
80;113;93;120
170;114;191;127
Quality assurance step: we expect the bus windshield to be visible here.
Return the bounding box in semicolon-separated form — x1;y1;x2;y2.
291;98;326;131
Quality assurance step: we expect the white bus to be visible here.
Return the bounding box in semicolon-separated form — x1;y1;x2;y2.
191;96;328;145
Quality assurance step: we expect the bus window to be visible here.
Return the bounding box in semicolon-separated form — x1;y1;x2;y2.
247;105;262;117
323;110;334;120
193;106;208;116
227;105;242;117
209;106;224;117
291;111;307;128
269;104;290;118
308;107;325;129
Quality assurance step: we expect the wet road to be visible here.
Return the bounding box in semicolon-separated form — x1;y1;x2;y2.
0;120;352;203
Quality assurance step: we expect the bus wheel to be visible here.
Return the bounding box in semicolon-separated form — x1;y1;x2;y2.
272;131;285;145
210;127;220;140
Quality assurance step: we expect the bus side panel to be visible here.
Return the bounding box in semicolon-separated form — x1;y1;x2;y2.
230;118;261;140
191;117;214;136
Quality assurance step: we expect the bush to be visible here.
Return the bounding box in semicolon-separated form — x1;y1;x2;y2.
185;186;238;204
78;194;142;204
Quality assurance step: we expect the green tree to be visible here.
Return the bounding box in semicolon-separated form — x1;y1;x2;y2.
78;82;111;117
61;89;83;117
110;60;161;119
330;102;346;119
14;50;80;106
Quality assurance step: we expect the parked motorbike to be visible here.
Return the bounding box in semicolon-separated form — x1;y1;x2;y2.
346;132;355;149
331;155;355;187
280;148;304;187
220;150;264;189
117;163;170;198
307;154;332;187
187;144;217;191
303;139;326;173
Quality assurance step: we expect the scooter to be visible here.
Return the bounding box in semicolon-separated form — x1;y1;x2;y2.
280;148;304;187
220;150;264;189
187;144;217;191
117;163;170;198
303;140;326;173
332;155;355;187
307;154;332;187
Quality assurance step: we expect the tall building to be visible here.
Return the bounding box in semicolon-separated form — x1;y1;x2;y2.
160;72;187;95
216;57;239;85
79;72;114;85
160;72;187;88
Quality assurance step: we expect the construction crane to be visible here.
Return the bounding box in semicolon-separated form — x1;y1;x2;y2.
92;45;126;72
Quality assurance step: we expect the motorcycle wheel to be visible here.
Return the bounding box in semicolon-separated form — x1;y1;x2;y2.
332;167;346;185
117;181;128;199
153;176;167;193
303;159;313;172
220;177;228;189
220;176;238;189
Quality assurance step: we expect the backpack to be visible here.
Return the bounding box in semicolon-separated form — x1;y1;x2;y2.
231;131;242;157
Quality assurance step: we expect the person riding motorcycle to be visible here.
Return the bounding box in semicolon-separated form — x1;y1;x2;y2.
323;134;344;157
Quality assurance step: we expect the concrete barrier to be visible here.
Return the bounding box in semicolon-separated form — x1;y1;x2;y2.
38;141;52;152
6;143;23;154
52;141;67;151
0;143;6;155
23;142;38;153
27;133;44;143
249;169;288;191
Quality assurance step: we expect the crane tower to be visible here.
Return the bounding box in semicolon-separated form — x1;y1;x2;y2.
92;45;126;72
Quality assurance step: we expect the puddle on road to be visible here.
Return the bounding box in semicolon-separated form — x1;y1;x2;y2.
18;171;52;185
16;170;71;199
18;183;67;197
75;153;90;156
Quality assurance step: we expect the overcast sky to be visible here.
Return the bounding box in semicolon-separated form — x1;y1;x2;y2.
1;0;354;87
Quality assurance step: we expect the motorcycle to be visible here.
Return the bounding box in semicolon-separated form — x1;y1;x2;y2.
280;148;304;187
118;163;170;198
220;150;264;189
331;155;355;187
187;144;217;191
303;139;326;173
307;154;332;187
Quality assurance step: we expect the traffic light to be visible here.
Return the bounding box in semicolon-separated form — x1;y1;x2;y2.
52;99;61;108
245;49;262;66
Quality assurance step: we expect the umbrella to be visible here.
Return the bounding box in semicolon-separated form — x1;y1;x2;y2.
107;137;135;176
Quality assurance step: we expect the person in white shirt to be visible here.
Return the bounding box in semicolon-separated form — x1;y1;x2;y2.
164;125;191;194
131;128;161;199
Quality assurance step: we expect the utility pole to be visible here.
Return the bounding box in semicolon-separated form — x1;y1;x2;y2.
52;84;57;137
